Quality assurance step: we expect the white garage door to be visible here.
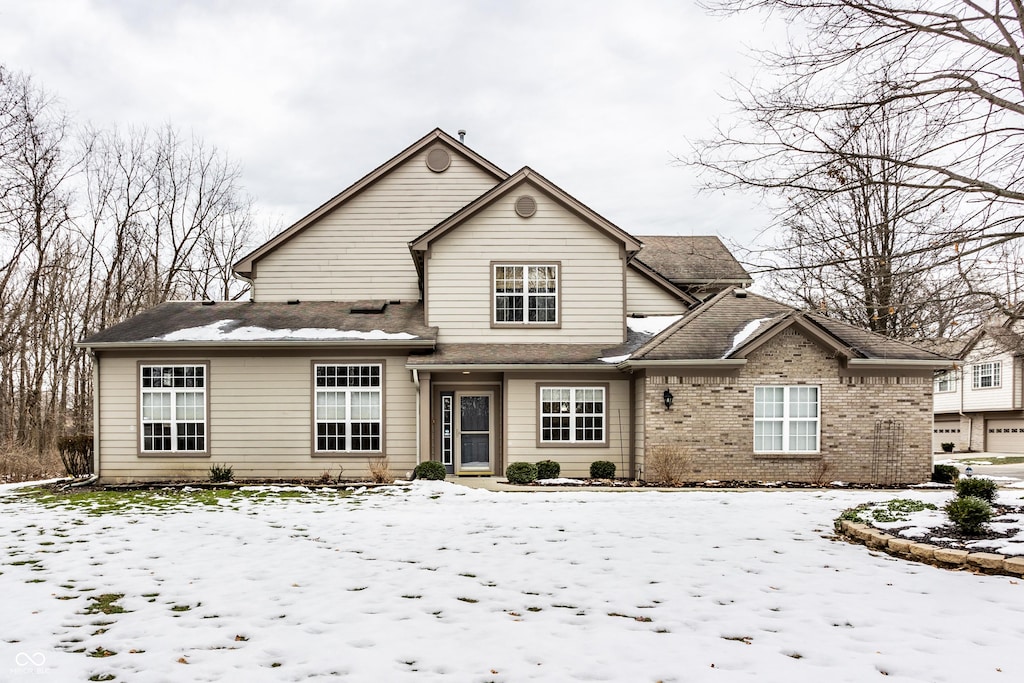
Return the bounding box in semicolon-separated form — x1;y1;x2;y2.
933;418;961;453
987;420;1024;454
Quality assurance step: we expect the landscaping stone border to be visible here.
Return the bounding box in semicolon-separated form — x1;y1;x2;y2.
835;519;1024;577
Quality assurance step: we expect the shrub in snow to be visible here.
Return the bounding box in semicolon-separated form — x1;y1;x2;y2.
413;461;447;481
931;464;959;484
59;434;93;477
536;460;560;480
368;456;394;484
955;477;997;503
506;462;537;485
590;460;616;479
646;445;690;485
945;496;992;536
208;463;233;483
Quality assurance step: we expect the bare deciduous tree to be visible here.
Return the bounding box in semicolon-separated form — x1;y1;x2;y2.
692;1;1024;331
0;64;255;475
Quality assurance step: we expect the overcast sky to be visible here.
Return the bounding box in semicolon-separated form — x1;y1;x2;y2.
0;0;786;248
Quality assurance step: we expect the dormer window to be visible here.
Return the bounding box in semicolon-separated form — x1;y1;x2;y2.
492;263;560;327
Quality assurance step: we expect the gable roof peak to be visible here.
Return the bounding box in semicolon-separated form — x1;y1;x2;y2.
233;128;508;277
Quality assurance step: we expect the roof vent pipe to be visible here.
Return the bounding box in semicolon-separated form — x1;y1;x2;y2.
458;129;466;144
733;288;747;298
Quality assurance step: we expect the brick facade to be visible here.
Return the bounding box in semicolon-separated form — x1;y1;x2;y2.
642;328;934;484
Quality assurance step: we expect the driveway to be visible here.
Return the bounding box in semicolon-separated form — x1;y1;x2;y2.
937;452;1024;485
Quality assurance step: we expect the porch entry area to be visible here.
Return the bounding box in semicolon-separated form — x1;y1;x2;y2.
438;388;498;475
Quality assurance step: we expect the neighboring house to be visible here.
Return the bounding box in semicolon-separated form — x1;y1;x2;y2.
933;313;1024;453
79;129;948;484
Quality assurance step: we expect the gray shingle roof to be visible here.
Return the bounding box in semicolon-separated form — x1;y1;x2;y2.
407;330;651;367
633;290;950;363
80;301;436;346
634;236;752;285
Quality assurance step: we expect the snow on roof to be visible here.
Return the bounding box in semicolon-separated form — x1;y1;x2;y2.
151;320;419;342
626;315;682;336
722;317;774;358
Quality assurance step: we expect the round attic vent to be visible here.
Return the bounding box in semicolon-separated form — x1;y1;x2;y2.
425;147;451;173
515;195;537;218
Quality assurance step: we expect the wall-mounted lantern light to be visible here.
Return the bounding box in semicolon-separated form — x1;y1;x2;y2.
663;389;674;410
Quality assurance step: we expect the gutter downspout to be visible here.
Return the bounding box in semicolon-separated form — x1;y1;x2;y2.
412;369;421;466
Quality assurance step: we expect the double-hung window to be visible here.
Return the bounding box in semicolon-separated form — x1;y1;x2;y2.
493;264;558;325
972;362;1001;389
754;386;819;453
935;370;957;393
314;363;382;452
140;364;207;453
540;386;605;444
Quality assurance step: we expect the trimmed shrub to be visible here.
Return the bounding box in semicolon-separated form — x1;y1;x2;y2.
413;461;447;481
931;464;959;484
590;460;616;479
58;434;93;477
506;462;538;485
536;460;561;480
955;477;998;503
940;442;955;453
945;496;992;536
209;463;233;483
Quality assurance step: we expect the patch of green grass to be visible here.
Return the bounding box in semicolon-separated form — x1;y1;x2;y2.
87;646;116;658
170;604;192;612
83;594;126;615
10;485;353;516
837;499;937;526
88;674;116;682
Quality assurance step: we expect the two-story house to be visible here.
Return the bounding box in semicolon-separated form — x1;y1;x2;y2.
933;313;1024;453
80;129;947;484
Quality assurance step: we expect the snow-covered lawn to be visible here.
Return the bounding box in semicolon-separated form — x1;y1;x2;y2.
2;482;1023;682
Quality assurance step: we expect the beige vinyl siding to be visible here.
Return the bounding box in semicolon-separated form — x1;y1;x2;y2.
932;368;961;415
427;185;626;343
962;341;1014;411
505;375;630;478
253;151;498;302
96;350;418;483
626;267;688;316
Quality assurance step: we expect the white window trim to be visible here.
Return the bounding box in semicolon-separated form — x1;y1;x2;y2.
935;370;957;393
971;362;1001;389
753;385;821;454
139;364;208;454
493;263;559;325
314;363;383;453
539;386;606;444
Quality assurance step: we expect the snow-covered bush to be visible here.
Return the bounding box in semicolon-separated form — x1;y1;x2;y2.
945;496;992;536
506;462;537;484
590;460;616;479
536;460;560;480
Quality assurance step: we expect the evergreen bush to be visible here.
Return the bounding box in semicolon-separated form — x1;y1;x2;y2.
944;496;992;536
590;460;616;479
931;464;959;484
536;460;560;480
413;461;447;481
506;462;538;485
955;477;998;502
